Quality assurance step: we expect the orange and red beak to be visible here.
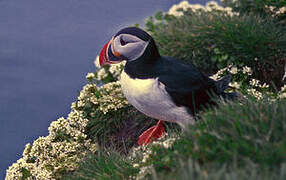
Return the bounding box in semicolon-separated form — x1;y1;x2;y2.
99;39;124;66
99;40;111;66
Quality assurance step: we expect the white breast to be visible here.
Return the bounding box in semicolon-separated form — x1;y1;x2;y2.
120;71;194;125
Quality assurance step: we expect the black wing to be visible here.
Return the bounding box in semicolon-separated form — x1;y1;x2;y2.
155;57;217;114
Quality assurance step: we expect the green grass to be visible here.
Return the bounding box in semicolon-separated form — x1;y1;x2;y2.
223;0;286;19
85;105;158;153
62;151;138;180
146;98;286;178
61;1;286;179
146;7;286;88
63;98;286;180
6;1;286;179
153;159;286;180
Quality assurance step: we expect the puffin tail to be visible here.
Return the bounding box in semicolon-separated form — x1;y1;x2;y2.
215;74;243;101
216;74;232;94
221;92;241;101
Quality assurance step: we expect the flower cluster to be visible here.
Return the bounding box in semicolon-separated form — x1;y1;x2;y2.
5;79;125;179
90;82;129;114
6;46;128;179
242;66;252;76
93;56;125;83
96;68;108;81
209;64;286;100
75;80;128;115
109;63;124;79
265;5;286;15
129;134;178;180
209;64;260;98
168;0;239;17
209;64;252;81
86;72;95;81
249;79;269;89
247;88;263;100
6;0;286;178
6;114;98;180
278;84;286;99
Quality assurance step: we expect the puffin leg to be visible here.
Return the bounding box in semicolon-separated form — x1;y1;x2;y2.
138;120;165;146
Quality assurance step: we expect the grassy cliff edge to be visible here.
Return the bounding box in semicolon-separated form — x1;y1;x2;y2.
6;1;286;179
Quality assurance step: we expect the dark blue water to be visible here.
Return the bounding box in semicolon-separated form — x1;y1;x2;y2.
0;0;208;178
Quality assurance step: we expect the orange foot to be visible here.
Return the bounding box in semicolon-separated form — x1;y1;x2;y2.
138;120;165;146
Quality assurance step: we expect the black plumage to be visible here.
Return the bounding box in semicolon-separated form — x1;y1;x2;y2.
124;55;231;114
99;26;238;145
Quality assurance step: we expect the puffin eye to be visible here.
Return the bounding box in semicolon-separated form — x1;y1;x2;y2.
120;37;127;46
112;34;149;61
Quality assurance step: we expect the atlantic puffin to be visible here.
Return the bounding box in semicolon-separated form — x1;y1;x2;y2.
98;27;236;146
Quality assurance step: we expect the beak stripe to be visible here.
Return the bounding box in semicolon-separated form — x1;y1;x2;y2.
114;51;121;57
99;39;126;66
99;40;110;66
108;44;122;62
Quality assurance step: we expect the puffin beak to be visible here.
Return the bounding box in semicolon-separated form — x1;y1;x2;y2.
99;40;111;66
99;38;125;66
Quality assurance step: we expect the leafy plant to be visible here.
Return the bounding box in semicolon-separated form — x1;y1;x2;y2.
222;0;286;21
146;1;286;88
62;151;138;180
133;98;286;179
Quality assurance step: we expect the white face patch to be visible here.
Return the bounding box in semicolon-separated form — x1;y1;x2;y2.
112;34;149;61
120;71;194;125
283;64;286;81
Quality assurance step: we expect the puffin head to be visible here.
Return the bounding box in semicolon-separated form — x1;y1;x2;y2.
99;27;160;66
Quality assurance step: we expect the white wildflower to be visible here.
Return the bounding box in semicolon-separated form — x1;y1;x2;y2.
277;7;286;15
142;154;150;163
162;137;176;149
209;73;220;80
133;163;140;168
71;102;77;109
206;1;221;12
224;7;237;16
22;143;32;157
168;1;194;16
94;55;100;68
109;62;124;80
168;1;238;17
266;5;275;12
229;66;238;74
247;88;263;100
259;83;269;89
229;81;240;89
283;64;286;81
281;84;286;92
136;165;154;180
266;5;286;15
278;92;286;99
96;68;108;81
250;78;260;87
209;66;229;80
190;4;204;12
206;1;238;16
277;84;286;99
242;66;252;75
86;72;95;80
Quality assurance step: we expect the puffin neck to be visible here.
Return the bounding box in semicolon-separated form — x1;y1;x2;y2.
124;40;160;79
